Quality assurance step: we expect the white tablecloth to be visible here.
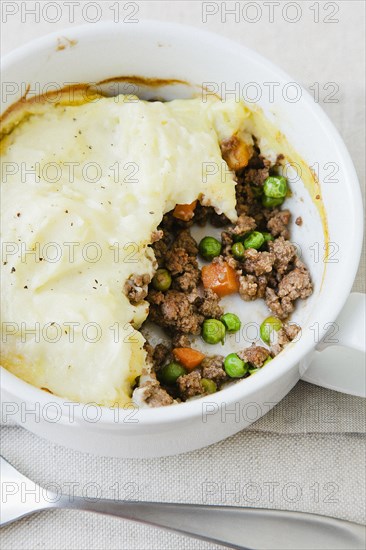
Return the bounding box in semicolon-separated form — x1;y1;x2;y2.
1;2;365;549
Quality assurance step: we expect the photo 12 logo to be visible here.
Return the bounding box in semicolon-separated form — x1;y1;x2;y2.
1;1;140;24
1;159;140;185
1;479;139;504
201;1;340;24
1;239;142;266
201;480;340;505
1;81;141;104
1;399;140;425
201;81;340;105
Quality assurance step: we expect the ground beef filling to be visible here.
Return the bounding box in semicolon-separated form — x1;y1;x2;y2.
124;273;151;304
124;144;312;406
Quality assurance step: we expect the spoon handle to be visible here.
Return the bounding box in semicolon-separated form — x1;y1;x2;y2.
61;498;365;550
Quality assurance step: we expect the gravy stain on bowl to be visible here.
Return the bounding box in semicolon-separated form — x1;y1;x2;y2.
56;37;78;51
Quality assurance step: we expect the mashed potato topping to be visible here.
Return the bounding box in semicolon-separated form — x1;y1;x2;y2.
0;94;252;406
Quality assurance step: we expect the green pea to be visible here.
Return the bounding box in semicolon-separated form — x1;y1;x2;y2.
262;195;284;208
152;268;172;291
231;241;245;259
263;356;273;365
202;319;226;344
220;313;241;333
201;378;217;394
224;353;248;378
244;231;265;250
158;362;186;385
263;176;288;199
199;236;222;261
262;232;274;243
260;316;283;344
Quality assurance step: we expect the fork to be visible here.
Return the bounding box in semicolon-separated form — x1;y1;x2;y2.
1;456;364;550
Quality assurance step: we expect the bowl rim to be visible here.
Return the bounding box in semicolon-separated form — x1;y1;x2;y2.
1;20;364;427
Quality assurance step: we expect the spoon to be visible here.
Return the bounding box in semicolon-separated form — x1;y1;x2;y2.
1;456;364;550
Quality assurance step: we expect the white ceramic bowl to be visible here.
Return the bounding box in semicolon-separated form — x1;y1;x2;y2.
1;21;364;458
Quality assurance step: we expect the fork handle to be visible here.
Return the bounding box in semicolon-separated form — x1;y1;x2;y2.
61;498;365;550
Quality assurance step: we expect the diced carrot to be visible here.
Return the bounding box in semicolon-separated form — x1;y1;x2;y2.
201;261;239;297
221;137;252;171
173;200;197;221
173;347;205;371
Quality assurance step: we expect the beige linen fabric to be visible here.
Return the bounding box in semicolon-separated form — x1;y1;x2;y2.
1;2;365;549
0;427;365;550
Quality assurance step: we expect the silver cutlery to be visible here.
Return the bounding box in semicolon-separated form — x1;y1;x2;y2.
1;456;364;550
